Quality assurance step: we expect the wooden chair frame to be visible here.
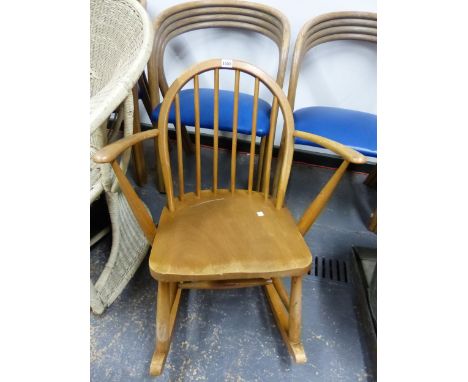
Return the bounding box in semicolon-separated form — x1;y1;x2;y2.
273;11;376;197
147;0;291;191
287;11;376;110
94;59;366;376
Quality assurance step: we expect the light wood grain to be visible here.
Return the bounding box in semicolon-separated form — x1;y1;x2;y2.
147;58;309;373
213;68;220;194
248;77;260;193
297;160;350;235
194;75;202;197
150;190;311;282
231;69;240;193
287;12;377;109
156;59;296;211
174;94;185;200
150;283;182;376
272;277;289;309
148;1;292;197
294;130;366;164
288;276;302;344
264;283;307;363
179;279;272;289
93;129;159;164
111;160;156;243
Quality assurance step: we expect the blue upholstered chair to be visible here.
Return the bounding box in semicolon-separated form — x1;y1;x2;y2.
147;0;290;191
287;12;377;160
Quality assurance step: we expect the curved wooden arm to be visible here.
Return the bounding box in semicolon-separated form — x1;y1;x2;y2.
93;129;159;163
293;130;367;164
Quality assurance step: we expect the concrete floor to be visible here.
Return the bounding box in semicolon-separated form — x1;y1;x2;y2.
91;140;377;381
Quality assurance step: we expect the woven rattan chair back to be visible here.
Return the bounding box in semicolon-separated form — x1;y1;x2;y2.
90;0;153;131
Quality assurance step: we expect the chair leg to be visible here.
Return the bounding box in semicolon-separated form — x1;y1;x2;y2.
368;209;377;233
288;276;302;344
132;86;147;186
150;282;181;376
256;136;267;191
264;276;307;363
364;168;377;188
180;125;194;153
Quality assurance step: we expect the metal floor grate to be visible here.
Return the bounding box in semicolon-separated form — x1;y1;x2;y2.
311;256;349;283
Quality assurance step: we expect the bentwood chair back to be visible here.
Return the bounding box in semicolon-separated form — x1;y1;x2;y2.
288;11;377;157
94;58;367;375
147;0;291;191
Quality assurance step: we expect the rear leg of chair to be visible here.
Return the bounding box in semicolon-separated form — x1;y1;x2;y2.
264;276;306;363
150;281;181;376
256;136;267;191
364;168;377;188
181;125;194;153
132;86;147;186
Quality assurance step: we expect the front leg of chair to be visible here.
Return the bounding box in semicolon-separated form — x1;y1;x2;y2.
264;276;307;363
150;281;181;376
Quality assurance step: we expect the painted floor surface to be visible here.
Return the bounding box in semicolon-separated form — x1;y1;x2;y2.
91;142;377;381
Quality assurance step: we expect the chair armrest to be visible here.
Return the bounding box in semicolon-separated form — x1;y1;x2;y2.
93;129;159;163
294;130;367;164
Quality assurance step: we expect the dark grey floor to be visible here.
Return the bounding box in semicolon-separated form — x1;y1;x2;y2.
91;140;377;381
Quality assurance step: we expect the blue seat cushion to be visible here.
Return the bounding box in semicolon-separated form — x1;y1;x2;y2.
151;88;272;137
294;106;377;157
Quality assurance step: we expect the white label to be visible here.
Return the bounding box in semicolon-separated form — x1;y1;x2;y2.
221;59;233;68
256;211;264;217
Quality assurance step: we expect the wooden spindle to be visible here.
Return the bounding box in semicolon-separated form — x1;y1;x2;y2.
231;69;240;194
174;93;184;200
263;97;279;200
248;78;259;193
193;75;201;197
213;69;219;194
297;160;350;235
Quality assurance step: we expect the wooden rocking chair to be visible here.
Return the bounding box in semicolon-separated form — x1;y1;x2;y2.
93;58;366;376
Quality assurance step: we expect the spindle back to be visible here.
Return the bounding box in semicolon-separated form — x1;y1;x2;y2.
157;59;295;212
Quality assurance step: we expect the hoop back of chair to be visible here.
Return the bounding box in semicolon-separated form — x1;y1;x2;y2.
148;0;290;108
157;59;295;212
288;11;377;109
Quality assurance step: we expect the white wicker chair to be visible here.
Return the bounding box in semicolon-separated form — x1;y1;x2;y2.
90;0;154;314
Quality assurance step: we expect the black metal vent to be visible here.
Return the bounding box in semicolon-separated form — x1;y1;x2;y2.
311;256;349;283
